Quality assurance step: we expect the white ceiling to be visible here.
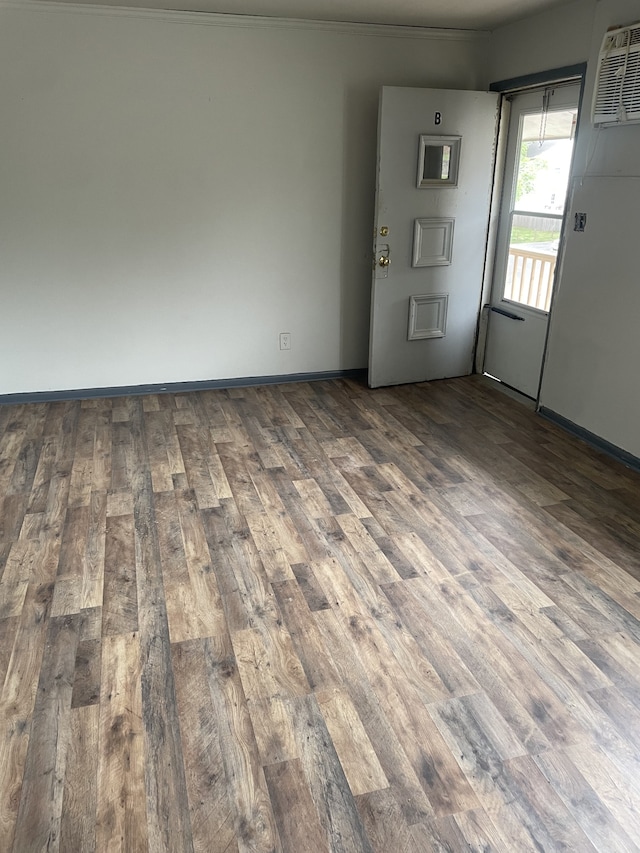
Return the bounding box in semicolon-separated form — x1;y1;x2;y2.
39;0;573;31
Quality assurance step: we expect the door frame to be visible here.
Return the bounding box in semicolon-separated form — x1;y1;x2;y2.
476;63;587;403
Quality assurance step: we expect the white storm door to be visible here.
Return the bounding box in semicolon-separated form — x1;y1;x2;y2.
483;83;580;399
368;86;500;389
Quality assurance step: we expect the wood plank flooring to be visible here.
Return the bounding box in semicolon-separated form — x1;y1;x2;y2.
1;375;640;852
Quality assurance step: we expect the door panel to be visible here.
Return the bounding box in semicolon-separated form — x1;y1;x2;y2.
368;87;500;388
483;83;581;398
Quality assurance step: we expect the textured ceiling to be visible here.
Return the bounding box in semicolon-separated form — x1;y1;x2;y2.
36;0;573;31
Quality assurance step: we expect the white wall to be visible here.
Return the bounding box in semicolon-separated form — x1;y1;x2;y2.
541;0;640;459
542;175;640;457
0;4;484;394
486;0;595;84
490;0;640;459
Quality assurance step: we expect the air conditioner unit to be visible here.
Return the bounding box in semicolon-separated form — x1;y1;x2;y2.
592;22;640;126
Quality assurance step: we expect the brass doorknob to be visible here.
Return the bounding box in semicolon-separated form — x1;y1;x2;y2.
378;256;391;268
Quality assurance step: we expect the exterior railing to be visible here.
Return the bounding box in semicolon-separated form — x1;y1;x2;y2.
504;246;557;312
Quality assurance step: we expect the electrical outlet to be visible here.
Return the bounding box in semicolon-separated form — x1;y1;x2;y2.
279;332;291;351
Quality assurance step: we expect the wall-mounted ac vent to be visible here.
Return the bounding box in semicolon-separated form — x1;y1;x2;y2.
592;22;640;126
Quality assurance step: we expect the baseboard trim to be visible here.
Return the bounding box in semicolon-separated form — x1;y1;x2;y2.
538;406;640;473
0;369;368;406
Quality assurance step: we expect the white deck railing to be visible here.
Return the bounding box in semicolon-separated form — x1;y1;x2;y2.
505;247;557;312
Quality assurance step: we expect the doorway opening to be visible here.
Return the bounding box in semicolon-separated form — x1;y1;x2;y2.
482;79;583;400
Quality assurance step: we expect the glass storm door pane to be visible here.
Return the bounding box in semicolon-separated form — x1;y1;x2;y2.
502;108;577;311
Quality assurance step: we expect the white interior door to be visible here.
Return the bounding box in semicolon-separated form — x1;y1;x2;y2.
368;87;500;388
483;83;581;399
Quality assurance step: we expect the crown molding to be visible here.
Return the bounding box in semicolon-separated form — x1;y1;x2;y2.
0;0;488;40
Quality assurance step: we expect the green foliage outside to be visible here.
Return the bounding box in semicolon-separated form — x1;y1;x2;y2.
512;142;557;244
511;140;563;244
511;226;558;243
515;141;548;204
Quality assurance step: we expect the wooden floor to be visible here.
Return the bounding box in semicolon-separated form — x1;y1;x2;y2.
1;376;640;852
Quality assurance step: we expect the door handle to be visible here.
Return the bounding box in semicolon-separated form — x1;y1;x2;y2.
491;306;525;321
375;243;391;270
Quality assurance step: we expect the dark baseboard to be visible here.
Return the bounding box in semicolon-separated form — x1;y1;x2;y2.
0;369;368;406
538;406;640;473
